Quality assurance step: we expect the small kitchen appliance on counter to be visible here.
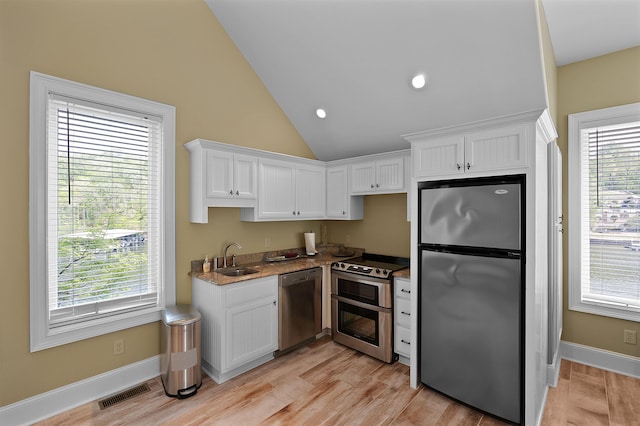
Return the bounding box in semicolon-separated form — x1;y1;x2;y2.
330;253;409;363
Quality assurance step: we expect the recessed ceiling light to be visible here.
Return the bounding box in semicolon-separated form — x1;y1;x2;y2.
410;73;428;90
315;108;327;119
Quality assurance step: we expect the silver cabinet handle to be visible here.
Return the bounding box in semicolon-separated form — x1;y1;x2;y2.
400;288;411;294
229;189;233;195
273;300;276;306
371;184;374;189
466;162;471;170
456;163;461;170
401;339;410;345
235;190;239;196
401;311;410;316
376;183;379;188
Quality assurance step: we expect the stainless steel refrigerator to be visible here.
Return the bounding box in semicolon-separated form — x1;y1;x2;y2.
418;175;524;424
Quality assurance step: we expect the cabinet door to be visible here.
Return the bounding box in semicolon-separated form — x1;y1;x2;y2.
412;136;465;178
205;150;234;198
224;296;278;371
350;162;376;193
296;164;326;218
464;125;527;172
376;157;405;191
258;159;296;219
233;154;257;199
326;166;348;218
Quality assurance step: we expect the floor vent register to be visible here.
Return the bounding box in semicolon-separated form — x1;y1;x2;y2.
98;383;151;410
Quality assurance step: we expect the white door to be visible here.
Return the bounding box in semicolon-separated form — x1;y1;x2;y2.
233;154;257;199
327;166;348;218
224;296;278;371
258;159;296;219
205;150;234;198
547;141;563;364
296;164;326;218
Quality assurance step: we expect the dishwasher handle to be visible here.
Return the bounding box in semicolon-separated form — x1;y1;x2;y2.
280;268;321;287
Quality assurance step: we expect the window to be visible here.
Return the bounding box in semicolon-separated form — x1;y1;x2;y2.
29;72;175;351
568;103;640;322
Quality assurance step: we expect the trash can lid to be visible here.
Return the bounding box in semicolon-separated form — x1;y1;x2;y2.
162;304;201;325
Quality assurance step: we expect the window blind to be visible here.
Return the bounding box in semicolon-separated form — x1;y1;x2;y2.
581;121;640;312
47;94;162;327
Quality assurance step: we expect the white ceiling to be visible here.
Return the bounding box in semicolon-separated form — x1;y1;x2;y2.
206;0;639;161
541;0;640;67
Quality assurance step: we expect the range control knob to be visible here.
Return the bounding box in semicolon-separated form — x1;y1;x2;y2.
376;269;381;274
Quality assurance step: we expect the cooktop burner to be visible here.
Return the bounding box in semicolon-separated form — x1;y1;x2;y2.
331;253;409;279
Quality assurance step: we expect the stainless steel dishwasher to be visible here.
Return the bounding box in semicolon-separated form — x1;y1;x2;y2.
278;267;322;354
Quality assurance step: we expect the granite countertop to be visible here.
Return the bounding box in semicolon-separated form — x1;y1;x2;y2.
191;253;342;285
190;245;410;285
394;268;411;279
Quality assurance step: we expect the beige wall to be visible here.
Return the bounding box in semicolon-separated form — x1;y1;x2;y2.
0;0;412;407
557;46;640;357
329;194;411;258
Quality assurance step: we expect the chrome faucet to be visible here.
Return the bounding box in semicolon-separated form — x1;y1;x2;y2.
223;242;242;268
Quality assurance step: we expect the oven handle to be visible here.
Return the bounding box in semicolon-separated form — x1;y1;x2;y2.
331;294;392;314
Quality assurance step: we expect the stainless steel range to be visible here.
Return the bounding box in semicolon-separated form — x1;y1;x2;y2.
331;253;409;363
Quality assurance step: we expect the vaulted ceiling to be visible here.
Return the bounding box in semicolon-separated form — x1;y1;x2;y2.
205;0;639;161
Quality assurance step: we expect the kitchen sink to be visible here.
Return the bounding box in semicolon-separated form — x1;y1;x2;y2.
218;267;259;277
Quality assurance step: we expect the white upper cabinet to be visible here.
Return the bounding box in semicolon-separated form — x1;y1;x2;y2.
244;158;326;221
350;154;407;194
185;139;258;223
206;150;257;200
326;165;364;220
410;124;528;178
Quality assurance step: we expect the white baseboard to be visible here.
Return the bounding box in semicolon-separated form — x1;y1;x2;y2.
560;341;640;379
547;348;562;387
0;356;160;426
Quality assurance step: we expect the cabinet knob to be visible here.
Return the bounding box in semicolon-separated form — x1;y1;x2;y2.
466;162;471;170
297;211;300;215
293;211;296;215
235;190;239;196
371;184;374;189
456;163;461;170
342;211;346;215
376;183;379;188
273;300;276;306
229;189;233;195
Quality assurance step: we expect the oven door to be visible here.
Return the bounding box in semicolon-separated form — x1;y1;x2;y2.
331;294;394;363
331;270;393;308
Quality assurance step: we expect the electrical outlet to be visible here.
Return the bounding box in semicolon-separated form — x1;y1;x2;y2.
114;339;125;355
623;329;637;345
345;234;351;243
265;237;271;247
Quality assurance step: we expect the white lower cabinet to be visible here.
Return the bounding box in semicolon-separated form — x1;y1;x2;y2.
191;275;278;383
394;277;411;365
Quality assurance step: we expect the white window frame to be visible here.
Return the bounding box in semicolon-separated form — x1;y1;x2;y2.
568;102;640;322
29;72;176;351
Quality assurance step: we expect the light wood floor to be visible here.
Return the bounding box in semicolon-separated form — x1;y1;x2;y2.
37;336;640;425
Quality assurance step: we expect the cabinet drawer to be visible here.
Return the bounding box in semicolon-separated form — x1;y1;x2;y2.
394;326;411;357
395;298;411;328
225;276;277;307
395;279;411;299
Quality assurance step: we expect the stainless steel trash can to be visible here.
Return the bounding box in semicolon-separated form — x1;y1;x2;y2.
161;304;202;398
